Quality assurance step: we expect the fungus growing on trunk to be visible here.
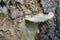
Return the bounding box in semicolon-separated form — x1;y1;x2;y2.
25;12;54;23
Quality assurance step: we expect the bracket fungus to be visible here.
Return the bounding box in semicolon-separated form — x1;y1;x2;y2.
25;12;54;23
25;12;54;40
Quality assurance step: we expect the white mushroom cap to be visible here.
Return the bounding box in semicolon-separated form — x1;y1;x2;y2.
25;12;54;22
